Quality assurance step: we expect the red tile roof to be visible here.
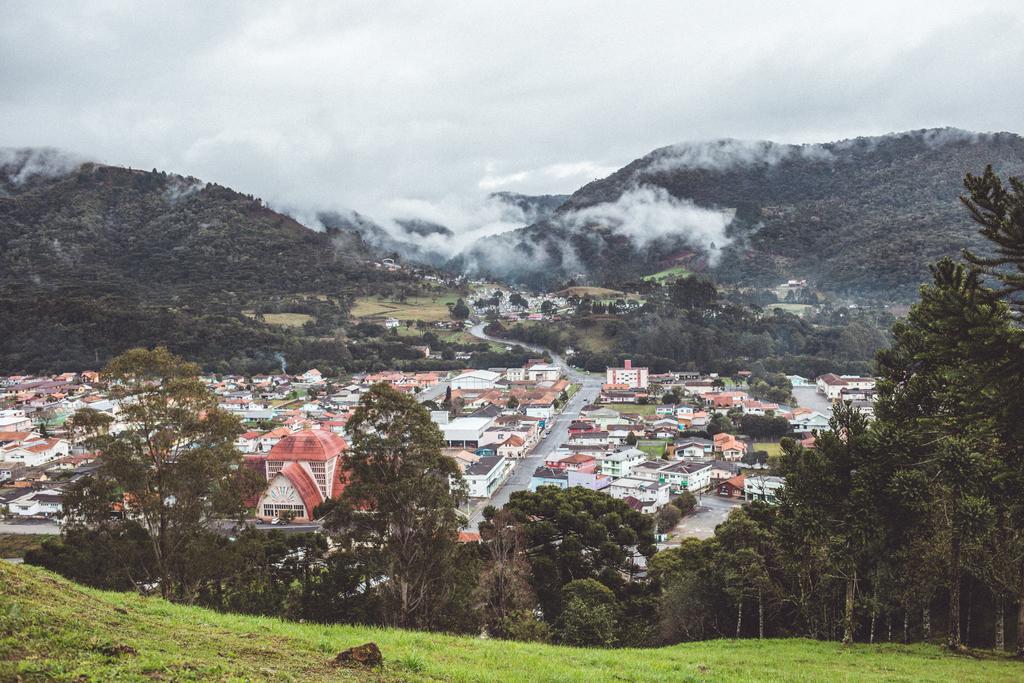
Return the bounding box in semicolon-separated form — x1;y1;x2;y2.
268;429;348;462
279;462;323;516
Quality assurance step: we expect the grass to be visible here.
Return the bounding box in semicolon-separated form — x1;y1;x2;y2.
643;265;691;283
351;293;460;322
599;403;660;416
753;442;784;457
0;534;55;559
243;311;315;327
638;439;671;459
769;303;813;316
556;286;625;298
2;563;1022;682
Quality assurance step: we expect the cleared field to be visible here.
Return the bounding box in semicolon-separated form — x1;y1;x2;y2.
600;403;660;416
769;303;813;315
643;265;691;283
243;311;315;327
557;286;625;298
753;441;784;456
351;293;460;322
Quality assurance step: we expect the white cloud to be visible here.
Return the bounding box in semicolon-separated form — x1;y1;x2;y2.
0;1;1021;216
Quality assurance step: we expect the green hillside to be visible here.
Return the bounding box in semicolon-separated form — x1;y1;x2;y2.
2;563;1020;682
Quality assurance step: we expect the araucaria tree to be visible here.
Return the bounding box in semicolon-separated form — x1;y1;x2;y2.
64;347;259;601
328;383;468;629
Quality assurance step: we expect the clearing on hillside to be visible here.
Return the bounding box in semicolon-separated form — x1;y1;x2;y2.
350;293;460;322
2;563;1021;682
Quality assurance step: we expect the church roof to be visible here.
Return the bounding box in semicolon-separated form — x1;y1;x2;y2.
268;429;348;462
279;462;323;514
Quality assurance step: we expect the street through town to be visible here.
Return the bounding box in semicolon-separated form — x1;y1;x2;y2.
462;322;603;530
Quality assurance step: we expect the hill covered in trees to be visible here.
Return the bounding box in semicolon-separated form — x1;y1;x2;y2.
2;562;1018;682
461;129;1024;297
0;150;421;372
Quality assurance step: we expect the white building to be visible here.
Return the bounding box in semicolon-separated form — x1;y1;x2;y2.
6;488;63;518
0;413;32;432
605;359;649;389
450;370;502;390
433;414;495;448
464;455;512;498
598;447;646;478
606;477;671;512
745;475;785;504
0;437;70;467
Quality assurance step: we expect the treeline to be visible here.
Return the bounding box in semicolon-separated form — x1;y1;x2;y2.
658;168;1024;653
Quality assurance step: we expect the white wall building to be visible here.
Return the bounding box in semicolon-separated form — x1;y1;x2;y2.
450;370;502;390
464;455;512;498
605;359;649;389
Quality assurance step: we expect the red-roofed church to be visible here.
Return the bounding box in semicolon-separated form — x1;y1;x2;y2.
250;429;348;521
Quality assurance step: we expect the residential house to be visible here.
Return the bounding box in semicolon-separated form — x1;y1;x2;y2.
465;455;512;498
745;475;785;504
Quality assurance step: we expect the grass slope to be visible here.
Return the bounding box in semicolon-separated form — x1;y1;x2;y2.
2;563;1021;682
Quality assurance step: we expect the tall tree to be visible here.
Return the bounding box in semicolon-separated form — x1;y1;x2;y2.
328;383;467;629
64;347;258;600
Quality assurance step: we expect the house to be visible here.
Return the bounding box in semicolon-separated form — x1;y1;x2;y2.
524;401;555;420
789;410;830;433
0;437;70;467
597;447;646;478
669;437;714;461
708;459;742;485
546;453;597;473
298;369;325;384
607;477;671;512
717;474;746;498
529;466;569;491
745;475;785;504
253;430;348;521
496;435;528;460
713;433;748;461
465;455;512;498
447;449;481;473
815;374;876;400
6;488;64;518
450;370;502;390
383;317;401;329
605;359;649;389
566;470;613;491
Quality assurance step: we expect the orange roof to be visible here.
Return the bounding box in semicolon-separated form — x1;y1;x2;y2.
268;429;348;462
457;531;481;543
279;462;323;515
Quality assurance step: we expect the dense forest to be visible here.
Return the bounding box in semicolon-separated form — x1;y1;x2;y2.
462;129;1024;297
0;154;442;373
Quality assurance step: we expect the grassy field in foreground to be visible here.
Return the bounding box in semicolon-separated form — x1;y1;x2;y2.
351;294;459;322
2;563;1022;682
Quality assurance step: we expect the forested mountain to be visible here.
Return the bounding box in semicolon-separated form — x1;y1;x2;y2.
0;150;416;372
463;129;1024;297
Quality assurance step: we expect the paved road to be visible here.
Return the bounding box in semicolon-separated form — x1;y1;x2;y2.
670;494;743;541
791;385;833;417
463;322;604;530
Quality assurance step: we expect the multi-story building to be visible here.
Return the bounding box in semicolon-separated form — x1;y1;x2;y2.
605;359;649;389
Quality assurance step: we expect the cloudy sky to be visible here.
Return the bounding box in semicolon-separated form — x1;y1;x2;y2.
2;0;1023;221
